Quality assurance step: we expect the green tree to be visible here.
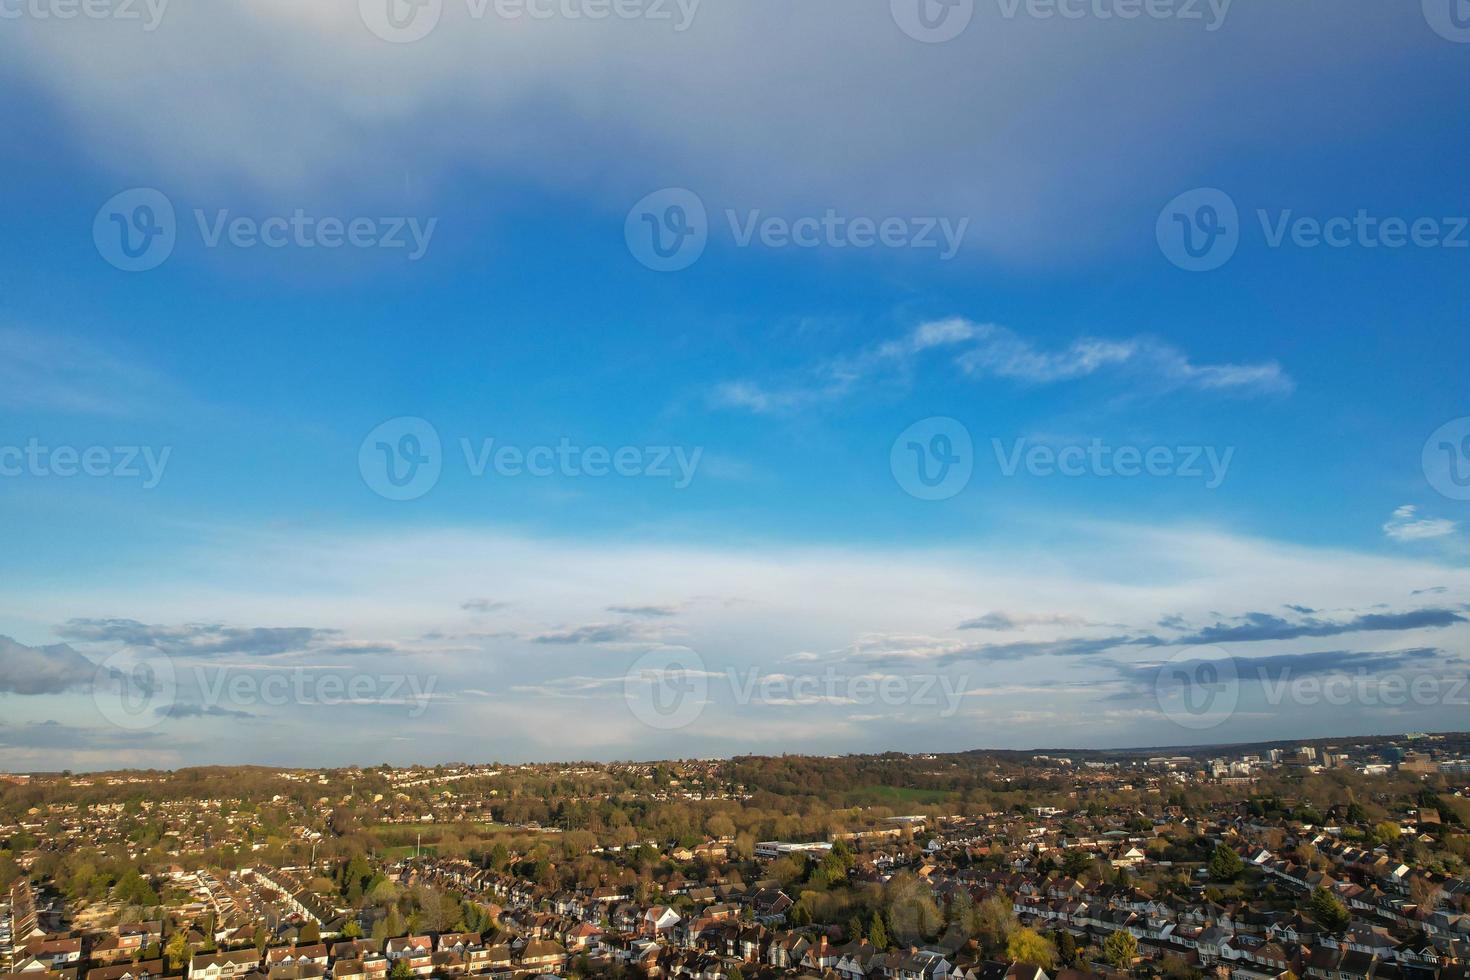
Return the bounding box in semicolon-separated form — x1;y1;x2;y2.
113;870;159;906
1062;850;1092;878
164;932;191;971
1209;844;1244;882
1006;928;1057;969
974;894;1017;951
1309;887;1350;932
867;910;889;950
1103;930;1138;969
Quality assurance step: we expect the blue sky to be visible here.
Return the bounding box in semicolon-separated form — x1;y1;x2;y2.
0;0;1468;769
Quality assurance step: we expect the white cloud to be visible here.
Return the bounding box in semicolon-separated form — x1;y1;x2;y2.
2;0;1433;261
1383;505;1458;542
4;517;1469;764
714;317;1290;414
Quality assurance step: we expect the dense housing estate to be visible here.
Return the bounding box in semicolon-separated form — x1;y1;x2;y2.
2;737;1470;980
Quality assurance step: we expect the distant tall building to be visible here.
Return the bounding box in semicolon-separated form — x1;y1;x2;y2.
1401;751;1438;775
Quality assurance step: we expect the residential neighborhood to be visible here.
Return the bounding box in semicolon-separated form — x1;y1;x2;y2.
3;737;1470;980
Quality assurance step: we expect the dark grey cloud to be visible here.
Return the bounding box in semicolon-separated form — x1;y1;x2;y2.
0;636;98;695
57;618;392;658
606;605;678;618
1284;604;1316;615
1412;586;1447;596
1169;608;1464;645
1240;647;1442;679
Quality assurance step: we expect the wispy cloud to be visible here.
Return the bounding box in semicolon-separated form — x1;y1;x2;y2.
958;611;1096;631
1384;505;1458;542
460;598;509;613
713;317;1291;414
0;327;172;417
158;702;255;719
606;604;679;618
